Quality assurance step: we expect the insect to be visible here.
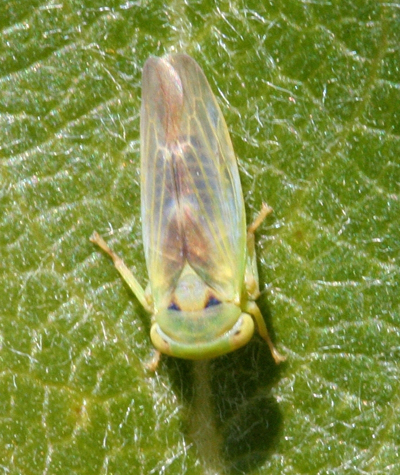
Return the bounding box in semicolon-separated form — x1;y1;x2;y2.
91;54;285;369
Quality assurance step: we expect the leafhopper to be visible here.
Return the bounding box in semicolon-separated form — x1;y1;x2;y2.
91;54;285;368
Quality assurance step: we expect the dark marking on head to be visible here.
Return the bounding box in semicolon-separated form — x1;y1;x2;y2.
205;296;221;308
168;302;181;311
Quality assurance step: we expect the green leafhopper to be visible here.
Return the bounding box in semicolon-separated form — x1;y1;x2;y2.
91;54;285;369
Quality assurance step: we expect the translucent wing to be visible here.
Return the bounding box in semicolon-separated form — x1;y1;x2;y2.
141;54;246;309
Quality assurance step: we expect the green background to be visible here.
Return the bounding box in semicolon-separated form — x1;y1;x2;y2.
1;0;399;474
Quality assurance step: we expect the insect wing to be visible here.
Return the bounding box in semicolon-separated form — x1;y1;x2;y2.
140;54;246;309
141;56;185;308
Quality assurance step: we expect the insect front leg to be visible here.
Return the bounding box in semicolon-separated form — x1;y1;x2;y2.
243;300;286;364
244;204;286;364
145;349;162;371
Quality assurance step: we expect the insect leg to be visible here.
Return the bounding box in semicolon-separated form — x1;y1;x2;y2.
145;350;162;371
248;202;273;235
243;301;286;364
90;231;153;313
245;203;273;299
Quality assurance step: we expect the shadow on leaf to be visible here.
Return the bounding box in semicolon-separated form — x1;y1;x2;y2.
165;307;284;474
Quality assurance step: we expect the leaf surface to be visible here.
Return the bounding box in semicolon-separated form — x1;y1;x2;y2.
1;1;399;474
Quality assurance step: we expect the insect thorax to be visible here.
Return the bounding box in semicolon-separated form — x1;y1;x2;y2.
172;263;216;312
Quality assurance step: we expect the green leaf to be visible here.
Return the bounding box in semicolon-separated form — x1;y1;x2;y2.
1;1;399;474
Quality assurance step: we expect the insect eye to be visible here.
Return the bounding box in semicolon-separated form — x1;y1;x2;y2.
168;302;181;311
205;296;221;308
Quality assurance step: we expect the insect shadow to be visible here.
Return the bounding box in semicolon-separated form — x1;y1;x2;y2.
165;296;284;474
